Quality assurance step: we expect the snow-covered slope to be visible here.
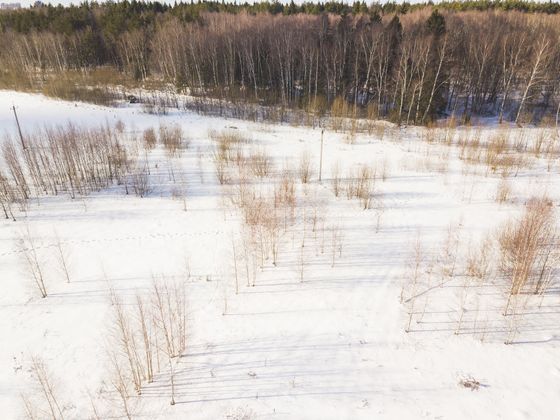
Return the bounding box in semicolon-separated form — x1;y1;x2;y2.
1;90;559;420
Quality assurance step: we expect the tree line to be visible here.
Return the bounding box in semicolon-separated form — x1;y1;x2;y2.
2;2;560;124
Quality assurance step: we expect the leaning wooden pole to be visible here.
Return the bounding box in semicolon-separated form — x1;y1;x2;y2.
318;129;324;183
12;105;26;150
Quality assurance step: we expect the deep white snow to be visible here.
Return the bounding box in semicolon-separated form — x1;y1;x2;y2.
1;90;559;420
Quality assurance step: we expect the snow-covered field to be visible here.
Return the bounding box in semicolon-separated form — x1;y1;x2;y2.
1;90;559;420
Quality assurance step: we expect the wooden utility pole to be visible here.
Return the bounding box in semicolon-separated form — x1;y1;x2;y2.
12;105;26;150
318;129;324;183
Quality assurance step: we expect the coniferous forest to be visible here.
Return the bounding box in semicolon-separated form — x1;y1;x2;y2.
2;1;560;124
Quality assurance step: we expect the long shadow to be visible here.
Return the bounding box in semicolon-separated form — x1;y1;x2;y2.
137;334;433;405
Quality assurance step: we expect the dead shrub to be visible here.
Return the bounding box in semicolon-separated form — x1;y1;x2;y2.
213;152;230;185
248;149;272;178
19;226;47;298
27;356;66;420
0;170;17;220
159;124;186;157
345;165;376;209
495;178;511;204
498;196;558;313
210;130;249;184
143;128;157;150
458;376;481;391
331;161;341;197
298;151;313;184
466;237;493;281
115;120;126;133
274;173;296;211
130;165;151;198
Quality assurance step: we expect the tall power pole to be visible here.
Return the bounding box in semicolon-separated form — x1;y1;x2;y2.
318;129;324;183
12;105;26;150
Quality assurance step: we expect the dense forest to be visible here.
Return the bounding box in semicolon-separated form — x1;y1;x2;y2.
2;1;560;124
